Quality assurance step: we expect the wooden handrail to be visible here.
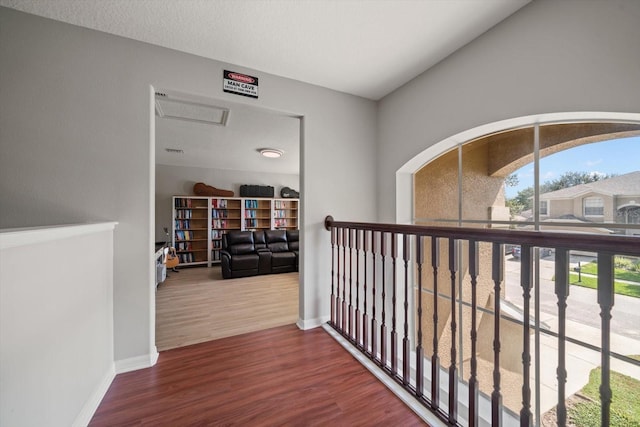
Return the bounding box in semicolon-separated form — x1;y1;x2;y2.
324;215;639;426
324;216;640;256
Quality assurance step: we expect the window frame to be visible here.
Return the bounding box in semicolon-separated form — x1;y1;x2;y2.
583;196;604;217
539;200;548;216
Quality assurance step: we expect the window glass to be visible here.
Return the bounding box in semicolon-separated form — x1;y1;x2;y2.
583;197;604;216
539;200;548;215
414;147;459;226
415;127;640;422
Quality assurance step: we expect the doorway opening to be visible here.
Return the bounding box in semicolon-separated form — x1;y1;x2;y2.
151;88;303;351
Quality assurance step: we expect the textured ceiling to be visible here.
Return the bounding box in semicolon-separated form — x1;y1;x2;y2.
0;0;530;100
154;93;300;175
1;0;530;174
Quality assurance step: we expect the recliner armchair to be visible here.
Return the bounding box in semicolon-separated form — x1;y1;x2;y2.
265;230;297;274
221;231;267;278
287;230;299;269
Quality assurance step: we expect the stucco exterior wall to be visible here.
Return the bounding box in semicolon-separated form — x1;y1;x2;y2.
414;141;512;370
549;199;572;218
618;196;640;207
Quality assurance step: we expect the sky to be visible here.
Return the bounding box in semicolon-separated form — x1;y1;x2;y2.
505;136;640;198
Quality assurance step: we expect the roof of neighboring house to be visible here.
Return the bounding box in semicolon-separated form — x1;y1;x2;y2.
540;171;640;199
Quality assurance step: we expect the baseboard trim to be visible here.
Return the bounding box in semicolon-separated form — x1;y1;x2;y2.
150;345;159;366
73;347;160;425
296;315;330;330
322;324;447;427
71;363;115;427
114;347;159;374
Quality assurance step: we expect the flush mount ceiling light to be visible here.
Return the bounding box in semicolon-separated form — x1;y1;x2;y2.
258;148;284;158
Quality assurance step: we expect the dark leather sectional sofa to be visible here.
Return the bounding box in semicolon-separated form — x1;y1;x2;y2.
221;229;299;279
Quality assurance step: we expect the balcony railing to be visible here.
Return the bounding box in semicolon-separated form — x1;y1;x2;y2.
324;215;640;427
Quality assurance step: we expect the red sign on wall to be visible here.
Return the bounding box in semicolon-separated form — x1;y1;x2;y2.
223;70;259;99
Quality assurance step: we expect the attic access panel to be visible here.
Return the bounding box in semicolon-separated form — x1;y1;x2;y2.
155;93;229;126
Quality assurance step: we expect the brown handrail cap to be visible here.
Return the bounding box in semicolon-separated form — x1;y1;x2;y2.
324;215;334;231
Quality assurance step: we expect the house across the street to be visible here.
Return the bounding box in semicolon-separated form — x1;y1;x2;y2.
538;171;640;235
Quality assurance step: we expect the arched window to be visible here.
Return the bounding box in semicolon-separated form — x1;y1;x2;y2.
409;118;640;418
617;204;640;229
414;122;640;235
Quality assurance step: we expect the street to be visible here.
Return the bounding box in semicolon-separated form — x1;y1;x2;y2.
503;253;640;343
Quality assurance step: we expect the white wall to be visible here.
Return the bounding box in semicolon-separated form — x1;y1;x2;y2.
0;7;377;363
0;224;116;427
377;0;640;222
155;164;299;241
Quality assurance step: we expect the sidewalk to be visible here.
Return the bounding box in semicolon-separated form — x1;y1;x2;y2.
533;312;640;414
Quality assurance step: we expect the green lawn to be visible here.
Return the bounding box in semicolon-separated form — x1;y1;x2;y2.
568;367;640;426
569;273;640;298
579;261;640;283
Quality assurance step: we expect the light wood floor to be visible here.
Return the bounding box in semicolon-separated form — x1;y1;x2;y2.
156;266;299;351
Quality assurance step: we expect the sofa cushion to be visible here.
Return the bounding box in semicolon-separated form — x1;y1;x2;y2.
226;231;254;245
230;243;255;255
287;230;299;251
271;251;296;267
253;231;267;251
265;230;289;252
230;254;259;270
225;231;255;255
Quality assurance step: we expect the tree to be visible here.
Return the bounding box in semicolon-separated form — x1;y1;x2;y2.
540;171;614;193
505;171;616;218
507;186;534;217
504;173;524;218
504;173;519;188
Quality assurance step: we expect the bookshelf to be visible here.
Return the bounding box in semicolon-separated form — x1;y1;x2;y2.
172;196;299;267
211;197;242;262
243;199;272;231
273;199;299;230
173;197;209;266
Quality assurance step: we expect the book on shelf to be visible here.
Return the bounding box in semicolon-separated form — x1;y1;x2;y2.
274;219;288;228
212;209;229;218
175;219;191;229
176;241;192;251
175;198;194;208
244;199;259;209
212;219;229;229
175;230;193;241
176;209;192;219
211;199;229;209
179;253;195;263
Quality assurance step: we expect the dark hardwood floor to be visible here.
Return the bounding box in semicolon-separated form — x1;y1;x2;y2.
90;324;428;426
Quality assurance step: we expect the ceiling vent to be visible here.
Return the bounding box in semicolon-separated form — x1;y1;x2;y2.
165;148;184;154
155;93;229;126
